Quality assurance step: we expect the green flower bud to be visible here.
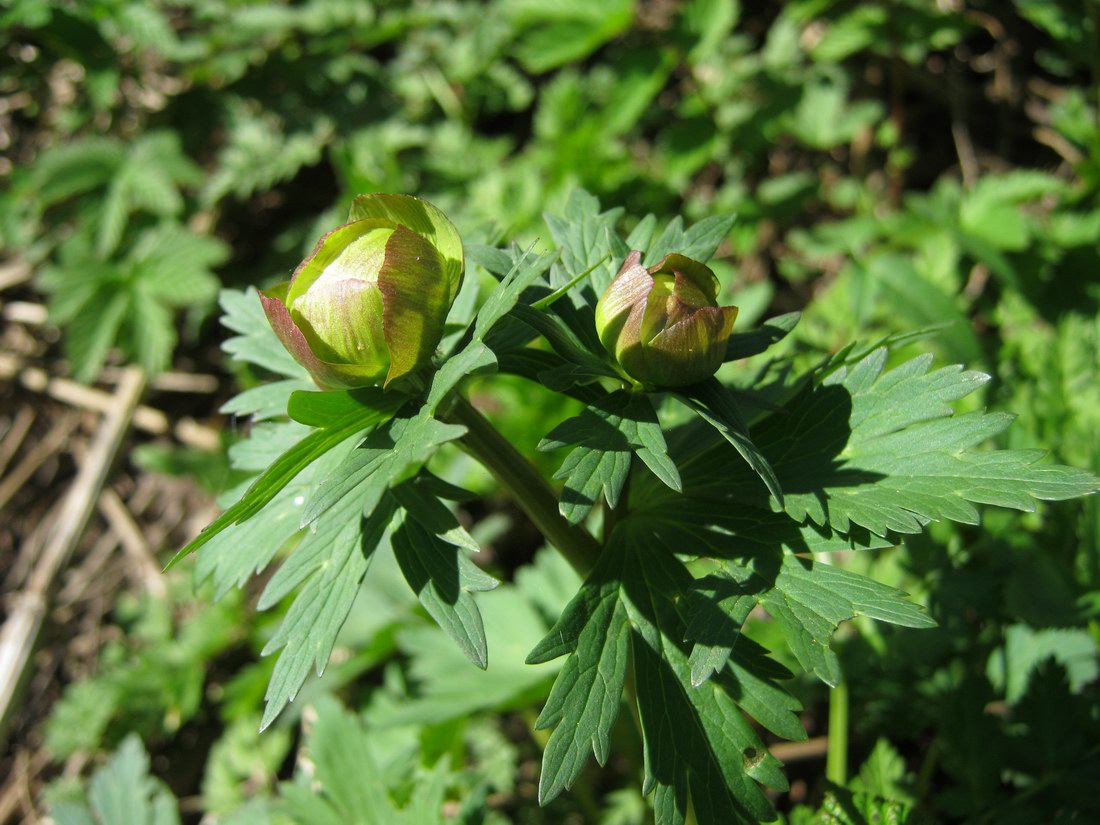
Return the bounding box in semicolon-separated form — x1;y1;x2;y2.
595;251;738;388
261;194;464;390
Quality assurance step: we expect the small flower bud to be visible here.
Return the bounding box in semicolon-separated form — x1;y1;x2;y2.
261;194;464;390
595;251;737;388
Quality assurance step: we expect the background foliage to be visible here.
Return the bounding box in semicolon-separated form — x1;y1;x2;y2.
2;0;1099;822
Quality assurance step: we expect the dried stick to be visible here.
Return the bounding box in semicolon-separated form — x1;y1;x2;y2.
0;366;146;749
0;353;219;450
0;407;35;478
0;413;78;513
97;487;166;598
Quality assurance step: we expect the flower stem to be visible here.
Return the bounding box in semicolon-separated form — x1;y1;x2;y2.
826;678;849;786
449;396;602;577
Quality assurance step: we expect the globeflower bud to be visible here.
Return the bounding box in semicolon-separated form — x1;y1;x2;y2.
260;194;464;390
594;251;737;388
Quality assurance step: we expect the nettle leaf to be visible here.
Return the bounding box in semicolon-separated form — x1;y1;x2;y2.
530;528;799;823
538;390;680;523
682;349;1100;537
280;696;451;825
48;734;180;825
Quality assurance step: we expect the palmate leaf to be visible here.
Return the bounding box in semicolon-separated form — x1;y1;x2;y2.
300;405;467;526
529;527;800;824
755;555;935;686
538;390;681;523
526;546;631;804
682;349;1100;537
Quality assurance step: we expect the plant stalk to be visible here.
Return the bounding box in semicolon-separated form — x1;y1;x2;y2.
449;396;602;577
826;678;849;786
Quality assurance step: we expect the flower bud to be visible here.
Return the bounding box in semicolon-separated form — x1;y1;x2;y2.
261;194;464;390
595;251;737;388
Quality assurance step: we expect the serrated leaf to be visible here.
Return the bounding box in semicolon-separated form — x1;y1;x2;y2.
754;554;936;686
169;396;404;567
724;312;801;362
391;501;496;669
682;350;1100;537
75;734;179;825
301;406;466;526
258;495;396;729
676;379;784;506
532;527;798;823
283;696;450;825
220;288;310;379
220;380;312;422
527;540;631;803
683;575;756;687
539;391;680;523
619;527;796;824
375;548;577;728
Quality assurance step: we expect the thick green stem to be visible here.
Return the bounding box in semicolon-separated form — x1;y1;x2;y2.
449;396;602;577
826;678;849;786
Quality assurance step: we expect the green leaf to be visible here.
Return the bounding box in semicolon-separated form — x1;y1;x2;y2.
544;189;624;300
619;528;795;824
679;0;740;63
527;540;631;804
531;528;797;822
676;379;784;506
301;406;467;526
221;380;311;422
986;623;1099;705
373;548;578;728
850;739;915;804
391;487;497;669
754;554;936;686
282;696;450;825
220;288;311;379
539;391;681;523
169;395;404;568
724;312;800;362
48;735;180;825
683;350;1100;537
258;495;396;729
511;303;620;383
421;244;559;412
682;575;756;687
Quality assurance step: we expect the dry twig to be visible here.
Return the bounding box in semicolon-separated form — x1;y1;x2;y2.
0;367;146;749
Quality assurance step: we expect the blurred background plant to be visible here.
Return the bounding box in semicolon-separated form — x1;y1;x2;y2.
0;0;1098;822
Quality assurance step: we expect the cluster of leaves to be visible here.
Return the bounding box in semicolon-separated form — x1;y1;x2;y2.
160;192;1095;824
10;0;1100;823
